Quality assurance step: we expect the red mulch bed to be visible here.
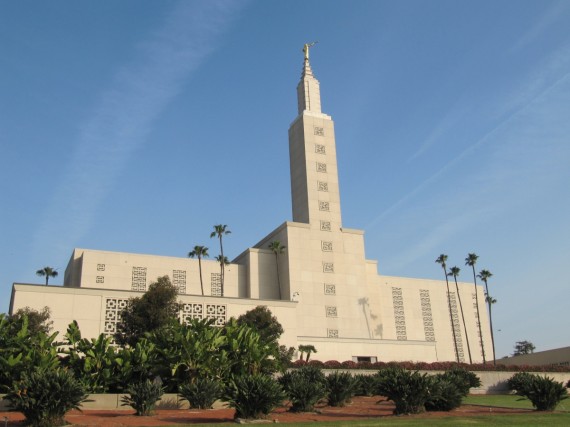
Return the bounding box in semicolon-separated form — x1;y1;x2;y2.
0;396;533;426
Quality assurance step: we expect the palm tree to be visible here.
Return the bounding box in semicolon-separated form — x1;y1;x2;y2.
466;253;486;363
210;225;231;296
478;269;496;365
188;246;209;296
436;254;459;362
268;241;286;300
448;266;472;364
215;255;230;294
36;266;58;286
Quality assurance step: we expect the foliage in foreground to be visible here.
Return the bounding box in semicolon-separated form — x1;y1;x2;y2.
121;379;165;416
223;374;285;419
279;366;327;412
4;368;87;427
424;376;463;411
179;377;222;409
375;366;432;415
521;375;568;411
326;371;357;407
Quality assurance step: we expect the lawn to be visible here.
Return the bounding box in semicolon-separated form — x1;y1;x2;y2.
464;394;570;412
171;413;570;427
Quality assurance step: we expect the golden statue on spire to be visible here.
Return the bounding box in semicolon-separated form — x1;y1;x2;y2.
303;41;318;61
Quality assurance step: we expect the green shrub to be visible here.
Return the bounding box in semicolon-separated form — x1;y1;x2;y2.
279;366;327;412
4;368;87;427
179;377;222;409
523;375;568;411
326;371;356;407
354;374;377;396
425;376;463;411
223;374;285;419
121;378;164;416
507;372;535;396
440;367;481;396
375;366;431;415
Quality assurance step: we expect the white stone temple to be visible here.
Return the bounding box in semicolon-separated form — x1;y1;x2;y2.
10;49;492;363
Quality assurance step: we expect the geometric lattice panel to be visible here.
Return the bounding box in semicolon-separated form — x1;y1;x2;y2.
325;306;338;317
314;126;324;136
419;289;435;342
315;144;326;154
179;303;227;327
448;291;465;362
324;283;336;295
211;273;222;297
327;329;339;338
205;304;227;326
392;287;407;341
104;298;129;335
131;266;147;291
173;270;186;294
320;221;332;231
180;303;204;324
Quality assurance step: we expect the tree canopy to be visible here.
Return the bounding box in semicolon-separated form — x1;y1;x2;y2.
513;340;536;356
115;276;179;346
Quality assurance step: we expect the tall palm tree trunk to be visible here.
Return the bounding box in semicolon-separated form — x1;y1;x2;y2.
484;280;497;365
454;277;472;364
444;273;459;362
219;236;225;296
275;253;282;300
471;266;486;363
198;257;204;296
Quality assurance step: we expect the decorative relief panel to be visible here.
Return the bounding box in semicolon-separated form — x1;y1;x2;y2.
131;267;147;292
315;144;326;154
327;329;339;338
314;126;324;136
419;289;435;342
180;303;204;323
317;181;329;192
97;264;105;271
211;273;222;297
96;276;104;284
104;298;129;335
319;201;330;211
323;262;334;273
324;283;336;295
321;241;333;252
326;306;338;317
205;304;227;326
173;270;186;294
316;162;327;173
392;287;407;341
320;221;332;231
105;300;229;337
473;293;484;354
448;292;465;362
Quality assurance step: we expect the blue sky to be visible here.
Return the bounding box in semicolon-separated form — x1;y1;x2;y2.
1;1;569;359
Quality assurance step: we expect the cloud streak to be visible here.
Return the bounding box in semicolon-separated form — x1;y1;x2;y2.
368;45;570;271
32;0;247;259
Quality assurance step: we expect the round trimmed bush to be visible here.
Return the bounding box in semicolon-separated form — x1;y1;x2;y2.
5;368;87;427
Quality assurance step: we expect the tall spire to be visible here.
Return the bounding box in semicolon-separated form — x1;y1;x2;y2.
297;43;322;115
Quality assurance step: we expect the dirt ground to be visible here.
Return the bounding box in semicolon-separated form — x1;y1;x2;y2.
0;396;533;426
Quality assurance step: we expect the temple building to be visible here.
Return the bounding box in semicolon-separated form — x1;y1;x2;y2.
10;49;492;363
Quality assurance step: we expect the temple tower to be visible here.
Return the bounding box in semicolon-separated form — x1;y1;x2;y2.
289;50;342;232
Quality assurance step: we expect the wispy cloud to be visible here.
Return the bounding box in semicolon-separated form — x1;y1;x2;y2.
369;44;570;271
32;0;248;257
510;0;570;53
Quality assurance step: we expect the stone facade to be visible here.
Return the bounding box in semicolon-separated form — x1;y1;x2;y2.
10;52;492;363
